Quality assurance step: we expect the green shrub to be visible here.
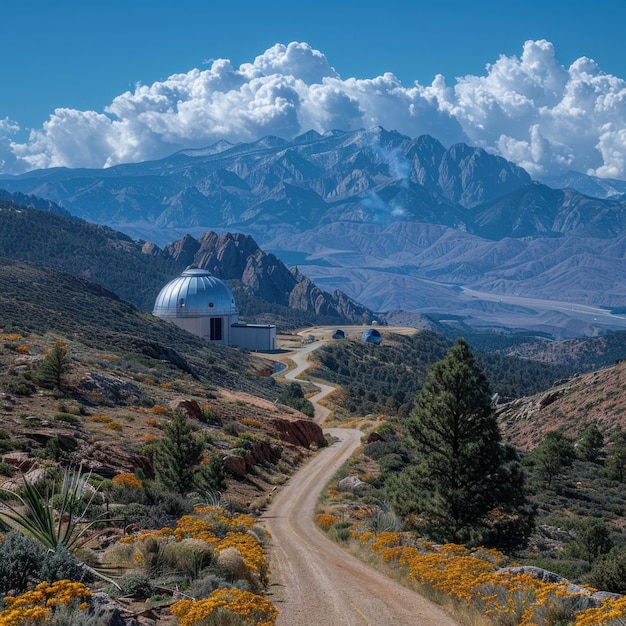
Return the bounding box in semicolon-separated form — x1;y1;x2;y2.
0;462;15;476
39;544;86;583
588;547;626;593
190;574;229;599
54;412;80;424
47;604;114;626
3;377;36;396
115;572;153;598
0;531;45;594
162;538;212;579
378;453;406;474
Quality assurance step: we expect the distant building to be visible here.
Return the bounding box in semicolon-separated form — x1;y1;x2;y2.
153;267;276;351
361;328;382;344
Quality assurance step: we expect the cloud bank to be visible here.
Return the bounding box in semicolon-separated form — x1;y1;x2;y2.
2;40;626;180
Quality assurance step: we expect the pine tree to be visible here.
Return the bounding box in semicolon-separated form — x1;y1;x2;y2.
607;429;626;482
578;423;605;463
153;411;204;495
37;340;71;390
532;429;576;487
387;338;533;547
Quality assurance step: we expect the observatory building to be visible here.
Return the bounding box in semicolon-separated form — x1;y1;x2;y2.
153;268;276;351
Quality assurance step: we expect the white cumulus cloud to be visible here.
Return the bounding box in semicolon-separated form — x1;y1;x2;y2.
3;39;626;180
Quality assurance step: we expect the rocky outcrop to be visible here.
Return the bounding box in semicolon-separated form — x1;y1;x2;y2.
78;373;145;406
337;475;368;493
164;231;375;324
223;440;283;479
269;417;327;449
174;399;204;421
163;233;201;267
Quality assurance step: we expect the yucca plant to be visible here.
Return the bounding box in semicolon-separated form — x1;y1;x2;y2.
0;464;105;551
0;464;121;588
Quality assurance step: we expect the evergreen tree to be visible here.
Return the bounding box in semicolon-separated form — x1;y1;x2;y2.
37;340;71;390
578;423;605;463
565;518;613;566
606;429;626;482
153;411;205;495
387;338;533;547
532;429;576;487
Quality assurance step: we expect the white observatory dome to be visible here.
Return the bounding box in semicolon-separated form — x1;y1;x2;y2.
153;268;238;318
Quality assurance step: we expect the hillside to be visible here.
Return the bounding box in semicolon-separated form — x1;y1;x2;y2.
309;330;580;419
0;258;326;502
498;360;626;451
0;203;375;327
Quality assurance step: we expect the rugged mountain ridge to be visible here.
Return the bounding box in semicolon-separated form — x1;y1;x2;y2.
3;127;626;336
0;127;534;237
164;231;373;323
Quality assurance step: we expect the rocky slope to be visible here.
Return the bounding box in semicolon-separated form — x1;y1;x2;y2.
0;259;326;502
497;359;626;451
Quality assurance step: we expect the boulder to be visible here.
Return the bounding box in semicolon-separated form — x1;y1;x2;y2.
223;454;247;479
270;417;327;449
2;451;36;471
337;475;367;493
175;399;204;421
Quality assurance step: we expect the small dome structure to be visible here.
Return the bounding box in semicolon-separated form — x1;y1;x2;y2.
153;268;238;318
153;268;238;344
361;328;382;344
152;266;276;351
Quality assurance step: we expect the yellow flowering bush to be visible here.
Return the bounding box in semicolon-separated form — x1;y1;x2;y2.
241;417;263;428
88;414;110;423
112;472;143;489
123;505;270;585
0;580;91;626
316;513;339;530
215;532;267;577
575;595;626;625
329;523;617;626
171;588;278;626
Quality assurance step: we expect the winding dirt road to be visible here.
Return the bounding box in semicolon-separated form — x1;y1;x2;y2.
264;337;460;625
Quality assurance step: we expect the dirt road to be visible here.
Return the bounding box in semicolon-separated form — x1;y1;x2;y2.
264;337;460;625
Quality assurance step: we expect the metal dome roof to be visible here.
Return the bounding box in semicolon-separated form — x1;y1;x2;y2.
153;268;238;318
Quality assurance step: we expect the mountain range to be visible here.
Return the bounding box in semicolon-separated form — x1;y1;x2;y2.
3;126;626;338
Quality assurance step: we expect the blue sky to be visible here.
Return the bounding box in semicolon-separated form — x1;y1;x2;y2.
2;0;626;179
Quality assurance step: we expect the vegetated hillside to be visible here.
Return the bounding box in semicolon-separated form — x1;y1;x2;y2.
0;203;376;328
498;359;626;451
502;331;626;370
0;258;274;395
0;260;328;624
0;258;325;499
0;203;183;312
310;330;576;418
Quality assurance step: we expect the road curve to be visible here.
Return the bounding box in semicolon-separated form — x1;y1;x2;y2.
282;339;335;424
264;427;460;625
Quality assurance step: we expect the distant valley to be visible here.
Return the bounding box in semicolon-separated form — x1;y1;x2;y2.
3;127;626;337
